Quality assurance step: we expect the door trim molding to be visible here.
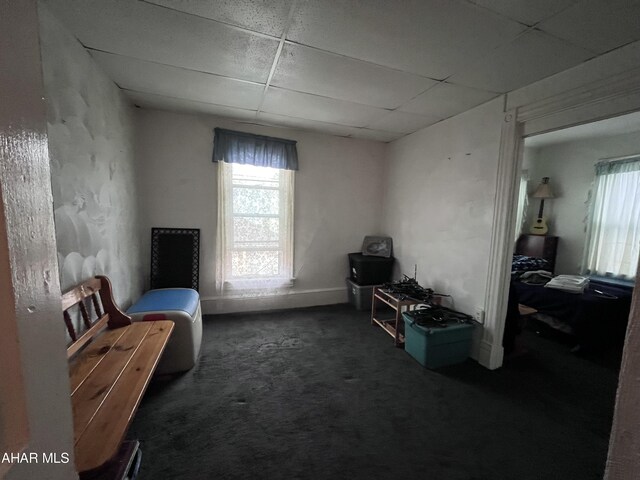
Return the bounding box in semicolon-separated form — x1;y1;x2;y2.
483;66;640;370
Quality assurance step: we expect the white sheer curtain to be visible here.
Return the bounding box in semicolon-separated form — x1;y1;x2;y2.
583;156;640;279
216;162;295;296
514;170;529;241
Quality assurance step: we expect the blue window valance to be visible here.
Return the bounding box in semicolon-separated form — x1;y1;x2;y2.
212;128;298;171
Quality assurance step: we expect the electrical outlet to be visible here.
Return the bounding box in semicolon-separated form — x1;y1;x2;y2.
474;307;485;324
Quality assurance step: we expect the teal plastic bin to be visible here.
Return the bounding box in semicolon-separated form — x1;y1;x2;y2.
403;312;474;369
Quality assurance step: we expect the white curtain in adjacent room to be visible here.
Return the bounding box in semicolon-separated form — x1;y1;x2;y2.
514;170;529;241
584;156;640;279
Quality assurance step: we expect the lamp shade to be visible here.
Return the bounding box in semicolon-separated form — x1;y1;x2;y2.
532;177;554;199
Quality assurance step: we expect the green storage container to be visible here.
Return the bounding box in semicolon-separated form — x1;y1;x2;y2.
403;312;474;369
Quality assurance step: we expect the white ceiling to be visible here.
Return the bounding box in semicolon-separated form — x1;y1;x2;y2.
525;111;640;148
44;0;640;142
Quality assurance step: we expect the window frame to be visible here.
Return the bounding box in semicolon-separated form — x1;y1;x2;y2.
217;162;295;292
582;156;640;281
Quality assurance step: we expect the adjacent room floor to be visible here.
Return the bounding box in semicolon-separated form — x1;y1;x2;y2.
130;304;620;480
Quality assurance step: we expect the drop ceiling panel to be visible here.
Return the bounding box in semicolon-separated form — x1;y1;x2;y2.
449;30;594;93
538;0;640;54
125;90;258;120
349;129;404;143
399;82;499;118
45;0;635;142
287;0;527;79
91;51;264;110
467;0;576;25
257;112;402;142
366;111;441;134
257;112;355;136
271;43;437;109
143;0;293;37
261;87;388;127
44;0;279;83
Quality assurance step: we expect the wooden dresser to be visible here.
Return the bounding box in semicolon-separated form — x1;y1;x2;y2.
515;234;559;273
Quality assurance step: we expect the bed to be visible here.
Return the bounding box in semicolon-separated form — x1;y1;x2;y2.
511;235;633;350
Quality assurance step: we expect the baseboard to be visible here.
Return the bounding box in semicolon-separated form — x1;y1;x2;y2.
477;339;503;370
201;287;348;315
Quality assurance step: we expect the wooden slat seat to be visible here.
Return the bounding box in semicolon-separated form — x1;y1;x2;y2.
63;276;174;476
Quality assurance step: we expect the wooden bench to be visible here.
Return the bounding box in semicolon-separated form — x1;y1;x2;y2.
63;276;174;477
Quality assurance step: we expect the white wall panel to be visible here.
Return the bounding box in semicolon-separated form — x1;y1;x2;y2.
381;98;505;357
134;109;387;312
40;5;143;308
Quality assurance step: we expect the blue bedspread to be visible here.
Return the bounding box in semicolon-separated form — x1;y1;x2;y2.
513;279;632;348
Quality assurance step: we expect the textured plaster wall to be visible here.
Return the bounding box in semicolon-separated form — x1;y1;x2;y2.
134;108;387;313
38;4;143;307
381;98;504;322
523;130;640;275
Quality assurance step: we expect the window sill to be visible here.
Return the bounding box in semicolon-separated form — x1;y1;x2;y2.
223;277;295;292
588;275;635;290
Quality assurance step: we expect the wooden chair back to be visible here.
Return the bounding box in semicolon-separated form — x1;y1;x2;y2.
62;275;131;358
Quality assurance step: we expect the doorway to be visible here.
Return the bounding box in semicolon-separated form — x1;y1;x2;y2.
506;113;639;364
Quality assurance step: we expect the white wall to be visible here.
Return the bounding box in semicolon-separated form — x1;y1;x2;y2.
39;4;143;308
381;97;504;355
134;109;387;313
524;130;640;275
1;1;76;478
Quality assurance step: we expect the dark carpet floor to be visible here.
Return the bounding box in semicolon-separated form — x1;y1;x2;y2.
130;304;620;480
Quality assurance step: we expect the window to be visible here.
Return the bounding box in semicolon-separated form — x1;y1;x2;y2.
212;128;298;294
583;156;640;280
514;170;529;241
216;162;294;292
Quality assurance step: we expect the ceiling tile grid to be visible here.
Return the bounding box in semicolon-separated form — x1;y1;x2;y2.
399;81;500;119
466;0;577;26
449;29;595;93
287;0;527;79
537;0;640;55
142;0;293;37
366;111;442;134
261;86;389;127
91;51;265;110
256;112;403;142
45;0;279;83
127;90;259;120
271;43;438;109
44;0;640;142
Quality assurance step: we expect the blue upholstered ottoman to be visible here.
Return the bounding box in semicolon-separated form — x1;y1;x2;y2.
128;288;202;374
